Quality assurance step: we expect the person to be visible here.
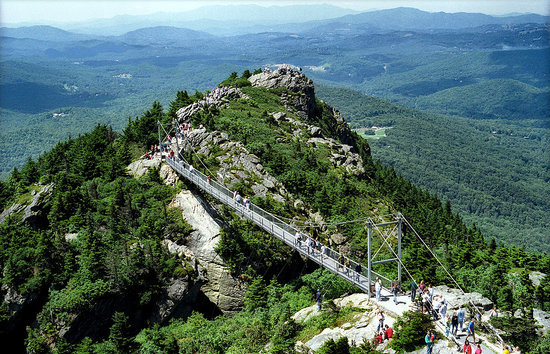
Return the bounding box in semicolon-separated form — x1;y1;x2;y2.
384;324;393;339
489;306;498;318
392;282;399;304
445;314;451;337
502;345;510;354
189;164;194;173
355;263;362;281
410;279;418;302
428;284;434;302
345;258;351;276
321;244;327;259
425;329;434;354
439;300;448;322
207;175;211;184
466;318;476;343
375;277;381;302
451;312;459;336
307;237;314;255
457;306;466;332
315;289;322;310
243;196;250;211
475;344;482;354
295;230;302;246
422;291;430;314
338;254;344;271
419;280;426;293
377;310;385;332
235;192;241;205
374;331;383;344
432;297;441;320
464;339;472;354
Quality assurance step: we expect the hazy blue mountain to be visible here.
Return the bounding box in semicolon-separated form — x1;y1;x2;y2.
323;7;549;31
0;25;97;41
116;26;217;46
62;4;358;36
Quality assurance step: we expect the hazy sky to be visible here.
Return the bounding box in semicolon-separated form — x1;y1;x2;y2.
2;0;549;25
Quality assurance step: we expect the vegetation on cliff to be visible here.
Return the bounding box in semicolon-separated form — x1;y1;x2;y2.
1;70;549;352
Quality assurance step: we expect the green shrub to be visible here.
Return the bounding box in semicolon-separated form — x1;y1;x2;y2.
391;311;434;352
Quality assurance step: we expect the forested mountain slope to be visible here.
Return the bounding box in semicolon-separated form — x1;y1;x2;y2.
1;70;549;352
316;85;550;254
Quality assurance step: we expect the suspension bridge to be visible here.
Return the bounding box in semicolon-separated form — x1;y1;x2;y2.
158;121;506;353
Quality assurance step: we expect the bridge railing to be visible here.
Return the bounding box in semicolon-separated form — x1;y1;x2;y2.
166;156;394;293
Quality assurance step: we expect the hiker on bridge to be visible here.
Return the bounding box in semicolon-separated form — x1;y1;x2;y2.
355;263;362;281
295;230;302;246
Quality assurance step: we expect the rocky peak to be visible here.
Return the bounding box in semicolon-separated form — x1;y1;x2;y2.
249;67;316;120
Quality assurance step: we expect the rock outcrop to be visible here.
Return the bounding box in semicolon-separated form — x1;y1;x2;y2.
179;129;289;202
176;87;249;122
0;183;53;227
434;285;493;311
126;158;161;178
249;68;316;120
170;189;246;314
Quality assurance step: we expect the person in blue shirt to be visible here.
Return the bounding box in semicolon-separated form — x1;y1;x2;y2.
465;318;476;343
457;305;466;332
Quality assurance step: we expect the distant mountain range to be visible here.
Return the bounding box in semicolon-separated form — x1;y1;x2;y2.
2;6;548;37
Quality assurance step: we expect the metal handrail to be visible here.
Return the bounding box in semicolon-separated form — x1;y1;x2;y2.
166;156;392;294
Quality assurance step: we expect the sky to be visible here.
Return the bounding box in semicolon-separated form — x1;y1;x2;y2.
1;0;549;25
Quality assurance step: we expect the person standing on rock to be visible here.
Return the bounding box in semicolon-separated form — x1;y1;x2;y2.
392;282;399;304
377;310;385;332
419;280;426;293
466;318;476;343
315;289;322;310
425;329;434;354
457;305;466;333
451;311;459;336
439;299;448;322
463;339;472;354
475;343;482;354
410;279;418;302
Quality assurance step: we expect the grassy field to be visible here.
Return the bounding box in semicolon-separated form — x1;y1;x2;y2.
355;127;391;140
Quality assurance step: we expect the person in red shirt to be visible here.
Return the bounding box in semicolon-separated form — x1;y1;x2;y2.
374;332;383;344
464;339;472;354
385;324;393;339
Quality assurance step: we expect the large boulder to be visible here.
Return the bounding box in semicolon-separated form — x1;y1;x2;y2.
0;183;53;227
126;159;161;178
249;68;316;120
434;285;493;311
534;308;550;335
170;190;246;314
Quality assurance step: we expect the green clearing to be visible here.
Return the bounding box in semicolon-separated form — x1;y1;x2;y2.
355;127;391;140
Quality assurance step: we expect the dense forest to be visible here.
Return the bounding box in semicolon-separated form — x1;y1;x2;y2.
316;85;550;254
1;71;549;352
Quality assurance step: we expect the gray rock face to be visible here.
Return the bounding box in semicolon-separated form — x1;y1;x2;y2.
148;278;200;324
434;285;493;311
179;129;289;202
126;159;161;178
534;308;550;335
249;68;316;120
170;190;246;314
0;183;53;226
176;87;248;123
1;284;41;333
